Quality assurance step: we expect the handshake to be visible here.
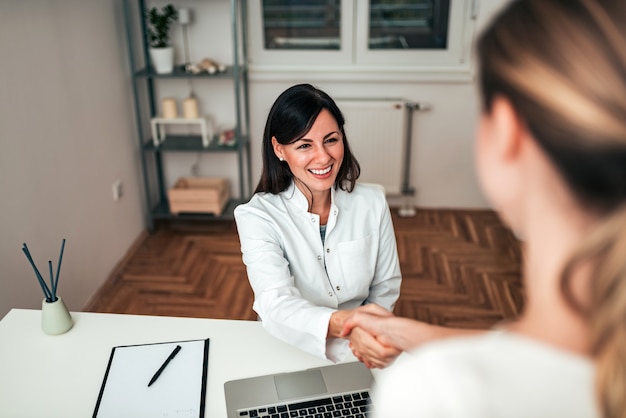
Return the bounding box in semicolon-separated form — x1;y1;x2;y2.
335;304;477;369
328;304;421;369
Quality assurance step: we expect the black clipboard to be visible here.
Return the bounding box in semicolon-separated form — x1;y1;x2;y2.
93;338;210;418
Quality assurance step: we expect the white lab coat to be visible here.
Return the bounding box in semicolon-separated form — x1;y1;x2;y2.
234;182;401;362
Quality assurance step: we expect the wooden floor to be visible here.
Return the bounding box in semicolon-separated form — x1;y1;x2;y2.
85;208;524;330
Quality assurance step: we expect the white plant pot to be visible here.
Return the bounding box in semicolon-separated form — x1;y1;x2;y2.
149;46;175;74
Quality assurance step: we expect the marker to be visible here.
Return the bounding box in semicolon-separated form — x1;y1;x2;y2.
148;345;182;387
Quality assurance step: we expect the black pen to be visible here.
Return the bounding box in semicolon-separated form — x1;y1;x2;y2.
148;345;182;387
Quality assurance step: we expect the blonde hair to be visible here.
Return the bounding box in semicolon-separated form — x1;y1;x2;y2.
478;1;626;417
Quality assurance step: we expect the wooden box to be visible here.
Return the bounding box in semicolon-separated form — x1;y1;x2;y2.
167;177;230;215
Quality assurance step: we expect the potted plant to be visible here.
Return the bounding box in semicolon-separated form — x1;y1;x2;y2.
145;4;178;74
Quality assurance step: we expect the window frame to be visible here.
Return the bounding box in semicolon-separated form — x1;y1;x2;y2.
248;1;355;67
247;0;479;81
354;1;473;67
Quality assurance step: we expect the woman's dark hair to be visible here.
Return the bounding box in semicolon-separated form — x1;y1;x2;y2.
478;1;626;417
254;84;360;194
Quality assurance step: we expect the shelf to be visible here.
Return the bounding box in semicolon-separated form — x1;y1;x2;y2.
135;65;246;79
151;198;247;221
124;0;251;230
143;134;248;152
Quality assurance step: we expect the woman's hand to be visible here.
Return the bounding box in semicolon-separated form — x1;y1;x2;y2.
328;304;398;368
347;326;401;368
327;304;393;339
342;308;483;352
331;304;481;368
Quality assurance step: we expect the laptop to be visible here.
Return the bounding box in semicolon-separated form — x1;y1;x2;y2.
224;361;374;418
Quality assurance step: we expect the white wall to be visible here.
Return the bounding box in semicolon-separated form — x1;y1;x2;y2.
0;0;145;318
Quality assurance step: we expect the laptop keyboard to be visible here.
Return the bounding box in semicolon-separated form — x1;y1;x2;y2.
237;389;372;418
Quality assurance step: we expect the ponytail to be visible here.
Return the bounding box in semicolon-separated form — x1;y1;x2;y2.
560;205;626;418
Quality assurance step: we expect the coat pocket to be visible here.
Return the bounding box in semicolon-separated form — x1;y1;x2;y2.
336;235;376;300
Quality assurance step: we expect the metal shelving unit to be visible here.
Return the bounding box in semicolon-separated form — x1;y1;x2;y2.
123;0;251;230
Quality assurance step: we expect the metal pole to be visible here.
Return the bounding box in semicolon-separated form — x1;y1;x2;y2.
402;102;420;196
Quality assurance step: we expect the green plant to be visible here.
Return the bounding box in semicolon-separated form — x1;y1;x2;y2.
145;4;178;48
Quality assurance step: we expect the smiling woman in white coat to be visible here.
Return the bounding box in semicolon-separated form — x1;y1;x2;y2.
234;84;402;366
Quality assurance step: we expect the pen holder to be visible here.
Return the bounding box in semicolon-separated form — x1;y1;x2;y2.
41;297;73;335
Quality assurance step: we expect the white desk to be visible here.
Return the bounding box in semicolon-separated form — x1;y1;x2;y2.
0;309;361;418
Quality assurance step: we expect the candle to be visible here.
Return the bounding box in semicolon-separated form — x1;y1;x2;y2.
183;97;199;119
161;98;178;119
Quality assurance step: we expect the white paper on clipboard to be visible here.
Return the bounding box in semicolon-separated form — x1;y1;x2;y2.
93;339;210;418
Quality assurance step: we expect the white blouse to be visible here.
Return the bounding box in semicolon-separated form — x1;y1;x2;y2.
373;331;597;418
234;182;402;361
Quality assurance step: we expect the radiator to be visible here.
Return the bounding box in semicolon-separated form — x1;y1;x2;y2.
336;99;412;196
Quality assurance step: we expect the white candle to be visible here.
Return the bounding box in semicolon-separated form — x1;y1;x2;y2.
183;97;199;119
161;98;178;118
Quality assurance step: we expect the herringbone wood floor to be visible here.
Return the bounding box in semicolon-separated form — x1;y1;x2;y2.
85;209;524;329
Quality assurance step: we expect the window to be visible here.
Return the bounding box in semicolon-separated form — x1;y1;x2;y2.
248;0;478;77
367;0;450;50
262;0;341;50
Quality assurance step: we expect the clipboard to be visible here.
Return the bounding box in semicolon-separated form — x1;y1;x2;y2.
93;339;210;418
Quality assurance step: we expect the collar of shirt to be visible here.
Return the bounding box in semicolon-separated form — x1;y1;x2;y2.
284;181;340;234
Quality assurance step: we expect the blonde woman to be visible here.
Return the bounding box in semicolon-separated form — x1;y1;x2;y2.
342;0;626;416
